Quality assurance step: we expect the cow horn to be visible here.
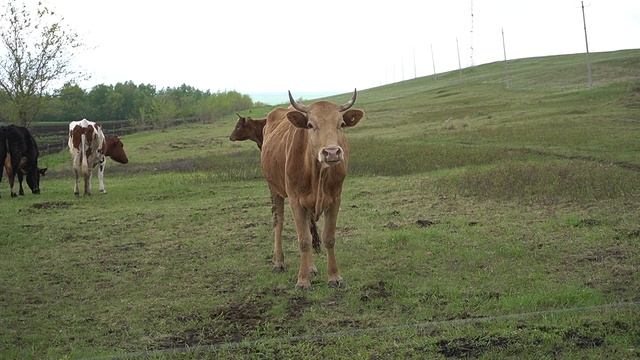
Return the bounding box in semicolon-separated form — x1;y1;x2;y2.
338;89;357;112
288;91;309;113
236;113;242;118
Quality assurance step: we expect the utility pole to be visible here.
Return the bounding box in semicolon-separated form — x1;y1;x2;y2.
581;1;592;88
502;28;510;88
431;44;437;78
470;0;475;67
456;37;462;79
413;48;417;79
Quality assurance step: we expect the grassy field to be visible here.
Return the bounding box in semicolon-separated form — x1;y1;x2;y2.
1;49;639;359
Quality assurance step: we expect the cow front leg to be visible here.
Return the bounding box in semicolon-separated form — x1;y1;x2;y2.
308;220;320;276
324;200;343;287
98;159;106;193
271;190;285;272
290;199;313;290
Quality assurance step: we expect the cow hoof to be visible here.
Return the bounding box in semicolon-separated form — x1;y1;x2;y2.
309;265;318;276
295;280;311;290
11;193;17;198
272;263;286;272
100;189;106;193
328;277;344;288
19;191;24;196
74;192;80;197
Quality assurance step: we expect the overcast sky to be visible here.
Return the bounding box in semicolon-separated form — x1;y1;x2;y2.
28;0;640;94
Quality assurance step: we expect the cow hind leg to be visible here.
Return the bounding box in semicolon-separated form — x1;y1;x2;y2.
271;190;285;272
98;161;106;193
7;166;17;198
4;155;17;197
17;173;24;196
83;171;92;196
73;168;80;196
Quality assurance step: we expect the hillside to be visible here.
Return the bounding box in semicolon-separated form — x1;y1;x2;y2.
2;49;639;359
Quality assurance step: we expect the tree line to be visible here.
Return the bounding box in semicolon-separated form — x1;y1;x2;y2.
17;81;255;128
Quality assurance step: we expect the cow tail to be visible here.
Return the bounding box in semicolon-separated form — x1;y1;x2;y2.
310;219;321;254
81;133;89;175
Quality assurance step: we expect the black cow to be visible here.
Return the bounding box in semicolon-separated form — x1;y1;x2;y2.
0;125;47;197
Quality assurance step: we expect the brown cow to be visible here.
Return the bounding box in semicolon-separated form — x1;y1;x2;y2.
229;113;266;149
261;89;364;289
229;113;321;252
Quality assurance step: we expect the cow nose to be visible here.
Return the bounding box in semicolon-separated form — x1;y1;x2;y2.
321;146;343;163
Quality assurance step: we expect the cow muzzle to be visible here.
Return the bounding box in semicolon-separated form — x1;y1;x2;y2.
319;146;344;165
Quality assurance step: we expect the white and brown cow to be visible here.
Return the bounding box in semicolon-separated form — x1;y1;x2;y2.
68;119;128;196
261;90;364;289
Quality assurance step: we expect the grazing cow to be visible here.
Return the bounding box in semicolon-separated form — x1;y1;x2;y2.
0;125;47;198
229;113;321;250
261;89;364;289
68;119;128;196
229;113;266;149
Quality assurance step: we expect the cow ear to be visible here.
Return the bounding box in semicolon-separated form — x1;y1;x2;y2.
342;109;364;127
286;111;309;129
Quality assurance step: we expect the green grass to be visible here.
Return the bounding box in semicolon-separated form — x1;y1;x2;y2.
2;49;640;359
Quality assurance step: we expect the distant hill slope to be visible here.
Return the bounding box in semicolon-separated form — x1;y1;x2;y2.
42;49;639;176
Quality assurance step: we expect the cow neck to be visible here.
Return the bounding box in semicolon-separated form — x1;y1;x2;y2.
100;140;108;155
250;119;265;148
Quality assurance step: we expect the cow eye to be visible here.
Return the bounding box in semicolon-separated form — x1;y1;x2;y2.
307;123;314;130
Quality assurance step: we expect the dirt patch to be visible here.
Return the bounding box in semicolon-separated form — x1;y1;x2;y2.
175;313;203;323
576;247;627;263
574;218;601;227
212;296;271;328
384;222;400;229
563;328;604;349
360;281;391;301
287;295;312;319
416;219;438;228
437;335;510;358
158;295;272;349
30;201;72;210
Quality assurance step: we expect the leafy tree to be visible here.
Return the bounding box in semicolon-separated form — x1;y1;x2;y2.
58;82;87;120
0;0;82;127
152;95;178;130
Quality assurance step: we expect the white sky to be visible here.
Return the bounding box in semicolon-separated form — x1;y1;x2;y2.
30;0;640;93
